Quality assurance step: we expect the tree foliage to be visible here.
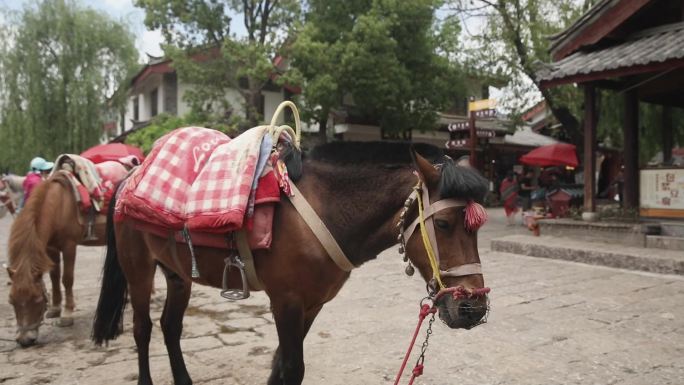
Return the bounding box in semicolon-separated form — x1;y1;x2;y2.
0;0;137;172
126;112;239;153
447;0;592;145
449;0;683;161
287;0;465;141
136;0;300;129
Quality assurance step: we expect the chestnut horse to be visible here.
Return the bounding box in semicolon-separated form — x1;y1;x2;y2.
92;142;490;385
6;172;107;346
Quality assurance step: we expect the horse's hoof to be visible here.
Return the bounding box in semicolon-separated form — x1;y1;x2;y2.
56;317;74;327
45;308;61;319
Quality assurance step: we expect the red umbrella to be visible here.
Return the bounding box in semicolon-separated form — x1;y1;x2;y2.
520;143;578;168
81;143;145;164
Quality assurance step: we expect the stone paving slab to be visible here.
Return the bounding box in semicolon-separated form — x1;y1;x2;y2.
1;211;683;384
491;234;684;275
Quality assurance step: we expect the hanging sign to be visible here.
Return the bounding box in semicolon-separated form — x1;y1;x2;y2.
468;99;496;112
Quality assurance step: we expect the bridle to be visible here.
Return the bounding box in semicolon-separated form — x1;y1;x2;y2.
397;180;482;293
13;280;48;334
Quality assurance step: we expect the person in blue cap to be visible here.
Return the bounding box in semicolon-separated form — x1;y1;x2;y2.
21;157;54;207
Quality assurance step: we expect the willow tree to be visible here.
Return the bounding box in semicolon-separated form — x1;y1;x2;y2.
0;0;137;172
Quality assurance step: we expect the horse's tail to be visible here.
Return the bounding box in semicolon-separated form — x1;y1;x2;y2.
92;182;127;345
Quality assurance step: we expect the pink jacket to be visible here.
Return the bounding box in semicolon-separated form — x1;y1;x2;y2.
22;172;43;203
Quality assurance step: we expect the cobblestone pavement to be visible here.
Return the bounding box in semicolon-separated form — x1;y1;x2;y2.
1;209;683;385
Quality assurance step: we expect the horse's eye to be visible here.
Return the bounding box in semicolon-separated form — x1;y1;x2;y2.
435;219;450;230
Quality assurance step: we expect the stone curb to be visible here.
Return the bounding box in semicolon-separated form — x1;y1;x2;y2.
491;235;684;275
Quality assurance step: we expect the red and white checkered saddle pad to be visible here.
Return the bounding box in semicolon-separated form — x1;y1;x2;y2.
115;126;269;233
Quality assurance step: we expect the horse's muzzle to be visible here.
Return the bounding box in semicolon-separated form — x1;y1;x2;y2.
435;287;490;329
16;329;38;347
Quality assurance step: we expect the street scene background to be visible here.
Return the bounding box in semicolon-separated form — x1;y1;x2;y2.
1;209;682;385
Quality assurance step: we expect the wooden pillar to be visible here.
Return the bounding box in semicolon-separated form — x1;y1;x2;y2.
623;90;639;210
469;108;478;168
583;84;597;212
663;106;673;164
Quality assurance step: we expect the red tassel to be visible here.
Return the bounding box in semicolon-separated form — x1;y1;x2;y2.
465;201;487;231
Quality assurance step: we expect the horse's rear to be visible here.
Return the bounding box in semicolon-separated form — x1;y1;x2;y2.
92;177;349;385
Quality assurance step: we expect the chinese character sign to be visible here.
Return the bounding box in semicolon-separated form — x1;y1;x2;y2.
640;169;684;210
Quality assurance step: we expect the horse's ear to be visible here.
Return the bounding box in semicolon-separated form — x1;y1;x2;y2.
3;263;15;279
410;146;440;187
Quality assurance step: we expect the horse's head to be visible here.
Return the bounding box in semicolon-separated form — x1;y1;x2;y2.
400;150;490;330
6;265;48;347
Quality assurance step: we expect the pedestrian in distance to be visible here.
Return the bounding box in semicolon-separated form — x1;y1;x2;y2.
499;170;519;226
21;157;54;208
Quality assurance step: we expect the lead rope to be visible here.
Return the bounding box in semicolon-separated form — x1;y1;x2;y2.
394;299;437;385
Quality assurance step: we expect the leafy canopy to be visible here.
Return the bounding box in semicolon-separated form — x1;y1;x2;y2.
287;0;465;138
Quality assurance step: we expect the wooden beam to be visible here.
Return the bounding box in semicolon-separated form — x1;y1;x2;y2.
623;90;639;210
540;59;684;89
583;84;597;213
640;208;684;218
663;106;673;163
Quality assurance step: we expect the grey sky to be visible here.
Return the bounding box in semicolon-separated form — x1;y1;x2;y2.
0;0;248;62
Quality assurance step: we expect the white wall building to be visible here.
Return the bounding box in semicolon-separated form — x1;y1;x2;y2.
106;55;297;139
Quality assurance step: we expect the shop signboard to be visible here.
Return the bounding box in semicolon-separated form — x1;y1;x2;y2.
639;168;684;218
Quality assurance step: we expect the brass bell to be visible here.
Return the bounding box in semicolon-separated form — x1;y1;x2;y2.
404;264;415;276
403;254;409;262
398;245;404;254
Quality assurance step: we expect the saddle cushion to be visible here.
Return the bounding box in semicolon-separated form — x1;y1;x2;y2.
52;155;127;213
116;126;278;235
95;161;128;213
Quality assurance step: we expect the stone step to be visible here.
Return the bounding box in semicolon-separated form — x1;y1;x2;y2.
491;234;684;275
660;222;684;237
646;235;684;251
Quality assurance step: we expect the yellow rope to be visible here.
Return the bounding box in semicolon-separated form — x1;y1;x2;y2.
416;182;445;290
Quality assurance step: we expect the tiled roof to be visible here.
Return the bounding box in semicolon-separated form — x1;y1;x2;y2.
538;22;684;83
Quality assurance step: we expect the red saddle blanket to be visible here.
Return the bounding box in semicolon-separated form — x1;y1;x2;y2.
115;126;280;247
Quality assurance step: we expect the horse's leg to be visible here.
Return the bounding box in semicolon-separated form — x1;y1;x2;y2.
57;242;77;327
46;248;62;319
128;265;156;385
158;264;192;385
267;304;323;385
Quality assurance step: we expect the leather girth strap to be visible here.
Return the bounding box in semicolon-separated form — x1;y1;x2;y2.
166;230;264;291
287;182;355;272
235;230;264;290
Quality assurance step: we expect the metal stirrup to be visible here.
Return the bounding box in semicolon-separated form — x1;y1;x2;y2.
220;251;250;301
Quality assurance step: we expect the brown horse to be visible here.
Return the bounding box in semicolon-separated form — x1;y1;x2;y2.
92;142;490;385
6;172;107;347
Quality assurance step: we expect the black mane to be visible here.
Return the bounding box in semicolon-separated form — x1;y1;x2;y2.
309;141;443;165
438;158;489;203
307;141;489;203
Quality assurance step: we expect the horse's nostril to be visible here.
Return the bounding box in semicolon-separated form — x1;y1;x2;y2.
458;301;486;322
458;302;474;318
